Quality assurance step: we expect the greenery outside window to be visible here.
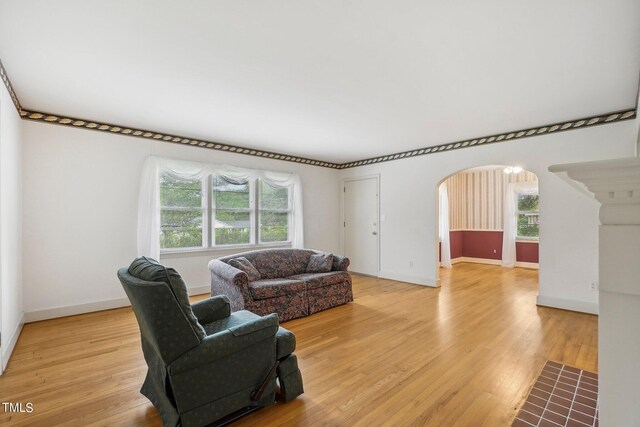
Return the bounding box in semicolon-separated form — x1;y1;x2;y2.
259;181;291;243
159;172;292;251
159;174;206;249
213;176;253;246
516;190;539;240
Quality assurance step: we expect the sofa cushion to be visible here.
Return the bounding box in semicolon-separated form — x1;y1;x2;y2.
128;257;206;340
249;278;305;300
290;271;350;290
306;253;333;273
228;257;261;282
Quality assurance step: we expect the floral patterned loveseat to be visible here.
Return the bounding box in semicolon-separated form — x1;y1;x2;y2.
208;249;352;322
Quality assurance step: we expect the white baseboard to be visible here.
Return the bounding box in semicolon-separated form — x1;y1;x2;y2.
536;295;598;315
516;261;539;269
454;257;502;266
2;313;24;372
25;297;131;323
377;270;438;287
189;285;211;296
25;285;212;323
450;257;539;269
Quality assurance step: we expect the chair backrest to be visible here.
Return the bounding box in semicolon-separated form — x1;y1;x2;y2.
118;268;201;365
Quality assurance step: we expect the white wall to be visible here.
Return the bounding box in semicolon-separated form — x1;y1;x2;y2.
0;85;23;369
18;113;639;320
340;120;637;313
21;121;340;320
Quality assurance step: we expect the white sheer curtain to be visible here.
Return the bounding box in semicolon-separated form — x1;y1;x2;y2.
137;156;303;260
439;183;452;268
502;182;538;268
501;183;517;268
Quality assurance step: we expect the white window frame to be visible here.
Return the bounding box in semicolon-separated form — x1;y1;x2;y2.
257;180;293;245
515;186;539;242
211;175;256;247
160;174;292;253
159;173;207;251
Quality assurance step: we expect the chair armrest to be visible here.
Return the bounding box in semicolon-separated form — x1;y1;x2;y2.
191;295;231;324
276;326;297;360
168;313;280;375
332;254;350;271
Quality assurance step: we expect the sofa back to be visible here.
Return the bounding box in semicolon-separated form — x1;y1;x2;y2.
219;248;317;279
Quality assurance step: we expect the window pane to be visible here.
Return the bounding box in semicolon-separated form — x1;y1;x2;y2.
160;174;202;207
214;211;250;245
517;193;539;211
517;213;539;237
160;209;203;248
215;228;250;245
214;176;250;209
260;212;288;243
215;211;250;227
259;181;289;210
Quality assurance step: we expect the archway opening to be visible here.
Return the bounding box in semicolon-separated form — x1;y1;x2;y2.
437;165;540;277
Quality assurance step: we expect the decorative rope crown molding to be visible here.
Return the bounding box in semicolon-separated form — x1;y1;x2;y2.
0;58;23;114
0;60;636;169
20;108;340;168
338;109;636;169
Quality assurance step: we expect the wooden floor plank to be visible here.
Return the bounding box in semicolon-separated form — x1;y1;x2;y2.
0;263;597;426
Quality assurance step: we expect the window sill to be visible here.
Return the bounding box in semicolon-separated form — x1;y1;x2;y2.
516;238;539;243
160;242;292;259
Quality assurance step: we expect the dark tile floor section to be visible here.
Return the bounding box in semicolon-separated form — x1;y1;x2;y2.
512;361;598;427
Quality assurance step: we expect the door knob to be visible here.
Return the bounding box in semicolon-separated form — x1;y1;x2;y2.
372;231;377;235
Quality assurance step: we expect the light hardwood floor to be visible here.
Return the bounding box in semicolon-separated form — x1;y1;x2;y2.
0;263;597;426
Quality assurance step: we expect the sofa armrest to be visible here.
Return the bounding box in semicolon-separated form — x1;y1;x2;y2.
332;254;350;271
169;313;279;374
208;259;249;287
208;259;253;308
191;295;231;324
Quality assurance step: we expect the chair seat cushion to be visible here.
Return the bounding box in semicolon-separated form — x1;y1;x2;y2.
249;279;305;300
290;271;350;290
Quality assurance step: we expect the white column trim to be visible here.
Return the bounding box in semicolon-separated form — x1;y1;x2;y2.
549;156;640;426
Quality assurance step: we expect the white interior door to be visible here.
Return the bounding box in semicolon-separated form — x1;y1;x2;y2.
343;177;379;275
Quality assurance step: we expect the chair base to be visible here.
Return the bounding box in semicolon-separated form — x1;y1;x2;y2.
277;355;304;402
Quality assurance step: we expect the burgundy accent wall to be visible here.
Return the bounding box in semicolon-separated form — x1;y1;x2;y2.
450;230;463;259
516;241;539;263
461;230;503;260
445;230;538;264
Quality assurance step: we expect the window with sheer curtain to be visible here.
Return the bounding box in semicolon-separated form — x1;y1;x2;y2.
139;157;302;258
502;182;539;267
159;174;206;249
213;176;253;246
516;190;539;240
159;174;293;251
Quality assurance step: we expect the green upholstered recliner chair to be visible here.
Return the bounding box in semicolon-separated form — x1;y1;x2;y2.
117;257;303;427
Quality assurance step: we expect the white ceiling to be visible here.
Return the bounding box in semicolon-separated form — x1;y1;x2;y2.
1;1;638;163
